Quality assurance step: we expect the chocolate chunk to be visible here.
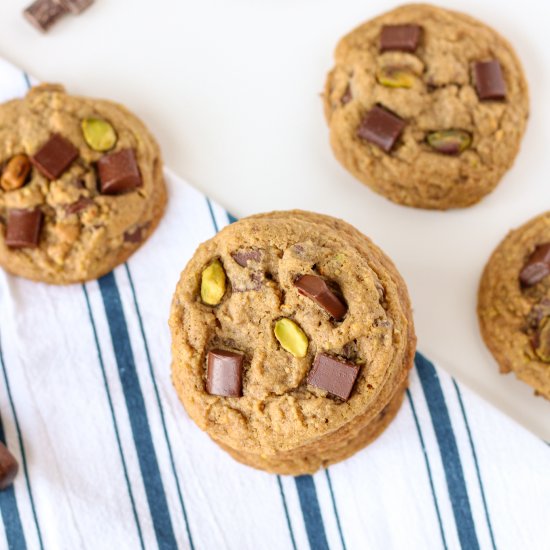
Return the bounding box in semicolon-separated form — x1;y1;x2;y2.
124;222;151;243
0;442;18;491
307;353;360;401
32;134;78;180
231;249;261;267
233;272;263;293
473;60;506;100
380;25;421;52
65;197;94;215
357;105;406;152
206;349;244;397
58;0;94;14
5;209;43;248
97;149;142;195
519;243;550;287
294;274;347;320
24;0;68;32
341;85;352;105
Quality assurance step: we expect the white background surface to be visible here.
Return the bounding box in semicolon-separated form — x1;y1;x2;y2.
0;0;548;440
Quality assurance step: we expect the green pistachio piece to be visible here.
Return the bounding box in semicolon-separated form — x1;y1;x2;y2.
201;259;226;306
81;118;117;152
377;66;416;88
534;317;550;362
274;318;308;358
427;130;472;155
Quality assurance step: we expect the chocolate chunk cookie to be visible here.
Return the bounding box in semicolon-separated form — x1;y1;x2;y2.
478;212;550;399
170;211;416;475
323;4;529;209
0;84;166;284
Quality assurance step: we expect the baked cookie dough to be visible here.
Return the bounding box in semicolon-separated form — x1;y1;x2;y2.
323;3;529;209
478;212;550;399
170;211;416;475
0;84;166;284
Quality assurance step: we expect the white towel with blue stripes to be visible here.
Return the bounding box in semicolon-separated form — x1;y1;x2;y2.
0;57;549;550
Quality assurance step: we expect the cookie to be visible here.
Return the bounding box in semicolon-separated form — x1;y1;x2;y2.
478;212;550;399
0;84;166;284
323;4;529;210
170;211;416;475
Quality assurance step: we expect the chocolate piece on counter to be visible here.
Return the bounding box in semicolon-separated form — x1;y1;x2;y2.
124;222;151;243
58;0;94;14
32;134;78;180
206;349;244;397
341;85;352;105
65;197;94;215
24;0;68;32
473;60;506;100
231;249;261;267
5;209;43;248
519;243;550;287
380;25;421;52
294;274;347;320
97;149;142;195
307;353;360;401
0;442;18;491
357;105;406;152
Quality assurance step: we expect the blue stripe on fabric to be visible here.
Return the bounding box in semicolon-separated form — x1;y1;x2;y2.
82;285;145;550
226;212;238;224
97;273;178;550
0;334;43;549
415;353;480;550
452;380;497;550
206;198;219;233
294;476;330;550
0;414;26;550
406;389;447;550
325;470;347;550
276;476;297;550
124;264;195;550
22;72;31;90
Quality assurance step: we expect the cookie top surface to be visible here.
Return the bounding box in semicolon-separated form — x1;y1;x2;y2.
478;212;550;399
170;211;415;455
0;84;165;284
324;3;529;209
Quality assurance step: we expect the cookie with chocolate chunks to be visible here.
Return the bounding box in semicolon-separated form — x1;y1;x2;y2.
170;210;416;475
0;84;166;284
323;4;529;209
478;211;550;399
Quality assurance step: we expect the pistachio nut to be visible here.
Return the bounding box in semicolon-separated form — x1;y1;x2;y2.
201;259;226;306
377;66;416;88
274;318;308;358
1;154;31;191
81;118;117;152
427;130;471;155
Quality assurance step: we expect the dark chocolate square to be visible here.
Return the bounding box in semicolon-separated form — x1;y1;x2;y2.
473;60;506;100
32;134;78;180
5;208;43;248
357;105;406;152
307;353;360;401
380;25;421;52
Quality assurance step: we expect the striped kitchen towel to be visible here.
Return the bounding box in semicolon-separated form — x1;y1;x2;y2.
0;57;549;550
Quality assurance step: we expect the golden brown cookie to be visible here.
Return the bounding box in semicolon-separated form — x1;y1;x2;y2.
323;4;529;210
478;212;550;399
170;211;416;475
0;84;166;284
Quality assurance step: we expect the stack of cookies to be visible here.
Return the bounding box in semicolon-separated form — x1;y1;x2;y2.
170;211;415;474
